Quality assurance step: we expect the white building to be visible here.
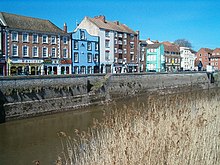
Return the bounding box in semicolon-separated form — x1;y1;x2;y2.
76;15;139;73
180;47;196;71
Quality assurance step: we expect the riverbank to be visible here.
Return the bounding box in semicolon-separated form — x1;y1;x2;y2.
0;72;219;123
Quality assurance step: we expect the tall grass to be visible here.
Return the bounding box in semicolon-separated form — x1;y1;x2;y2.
57;89;220;165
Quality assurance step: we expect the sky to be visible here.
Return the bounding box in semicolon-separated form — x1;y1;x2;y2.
1;0;220;51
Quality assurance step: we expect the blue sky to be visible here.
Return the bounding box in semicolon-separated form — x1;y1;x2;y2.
1;0;220;51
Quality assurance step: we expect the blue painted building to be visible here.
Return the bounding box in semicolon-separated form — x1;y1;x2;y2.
146;43;165;72
72;29;99;74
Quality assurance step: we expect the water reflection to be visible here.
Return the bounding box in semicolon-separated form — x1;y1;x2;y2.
0;105;105;165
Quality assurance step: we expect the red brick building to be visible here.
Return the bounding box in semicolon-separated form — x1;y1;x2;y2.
210;48;220;70
196;48;213;70
163;41;181;72
0;12;71;76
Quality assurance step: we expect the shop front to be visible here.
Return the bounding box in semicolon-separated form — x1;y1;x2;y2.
9;58;43;76
43;59;71;75
0;58;6;76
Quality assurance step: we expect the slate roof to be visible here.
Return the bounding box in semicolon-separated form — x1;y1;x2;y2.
87;16;137;34
0;12;65;34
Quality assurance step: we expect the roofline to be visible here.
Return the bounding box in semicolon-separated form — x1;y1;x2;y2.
87;16;138;35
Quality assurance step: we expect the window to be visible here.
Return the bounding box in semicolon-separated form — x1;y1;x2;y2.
105;31;110;37
124;49;127;54
32;47;38;57
12;45;18;56
95;42;98;51
22;33;29;42
87;53;92;63
87;42;92;50
51;36;56;44
105;52;110;61
74;41;78;49
124;33;127;38
114;39;118;44
51;48;56;58
130;54;134;61
94;54;99;62
114;32;117;37
147;55;156;61
124;39;127;45
80;31;85;39
63;37;68;44
130;43;134;49
63;48;67;58
114;48;117;53
105;40;110;48
130;34;134;40
74;52;79;62
74;66;79;74
12;32;18;41
32;34;38;43
88;66;92;74
42;47;48;57
80;66;86;74
22;46;29;57
141;52;145;61
42;35;48;43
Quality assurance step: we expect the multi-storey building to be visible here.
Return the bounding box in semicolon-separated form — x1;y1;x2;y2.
72;29;99;74
139;40;147;72
210;48;220;71
163;41;181;72
196;48;213;70
76;15;139;73
180;47;196;71
0;12;71;76
146;43;165;72
0;22;6;76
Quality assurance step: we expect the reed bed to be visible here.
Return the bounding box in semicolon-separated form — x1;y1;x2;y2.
57;89;220;165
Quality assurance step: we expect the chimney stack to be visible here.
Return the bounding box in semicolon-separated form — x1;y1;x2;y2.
63;22;67;33
95;15;106;22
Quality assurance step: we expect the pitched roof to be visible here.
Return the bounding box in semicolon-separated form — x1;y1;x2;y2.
162;41;180;52
87;15;137;34
147;43;162;49
201;48;213;54
212;48;220;54
0;12;65;34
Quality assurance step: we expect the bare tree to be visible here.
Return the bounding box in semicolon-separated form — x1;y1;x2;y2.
174;39;192;48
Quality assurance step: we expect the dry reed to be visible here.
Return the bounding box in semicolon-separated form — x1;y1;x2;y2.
58;88;220;165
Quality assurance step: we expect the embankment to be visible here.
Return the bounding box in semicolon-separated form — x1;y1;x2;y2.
0;72;219;123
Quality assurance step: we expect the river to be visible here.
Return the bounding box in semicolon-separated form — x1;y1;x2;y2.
0;88;219;164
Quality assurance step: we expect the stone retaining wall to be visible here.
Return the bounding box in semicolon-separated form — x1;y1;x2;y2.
0;72;217;123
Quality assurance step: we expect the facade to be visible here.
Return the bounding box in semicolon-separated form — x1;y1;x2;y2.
180;47;196;71
72;29;99;74
139;40;147;72
0;12;71;76
196;48;213;70
210;48;220;71
76;15;139;73
0;22;6;76
163;41;181;72
146;43;165;72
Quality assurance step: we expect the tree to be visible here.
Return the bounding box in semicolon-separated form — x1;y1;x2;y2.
174;39;192;48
